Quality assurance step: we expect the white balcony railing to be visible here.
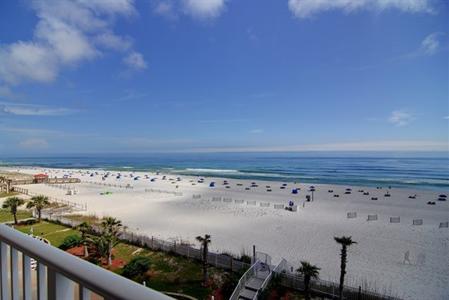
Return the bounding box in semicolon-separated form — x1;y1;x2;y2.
0;224;173;300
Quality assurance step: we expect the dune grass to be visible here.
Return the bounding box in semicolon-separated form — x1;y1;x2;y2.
64;213;101;224
113;243;225;299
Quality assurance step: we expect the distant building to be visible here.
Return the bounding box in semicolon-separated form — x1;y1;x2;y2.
33;173;48;183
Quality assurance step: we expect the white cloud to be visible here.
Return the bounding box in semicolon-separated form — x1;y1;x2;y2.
388;110;415;126
288;0;434;19
35;18;99;64
154;0;227;20
421;32;444;55
0;0;144;86
444;116;449;120
182;0;227;19
154;1;178;19
0;127;62;136
77;0;136;16
0;42;58;84
95;32;133;52
123;52;148;70
0;102;77;116
18;138;49;149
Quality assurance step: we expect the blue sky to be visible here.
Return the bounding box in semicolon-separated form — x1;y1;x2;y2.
0;0;448;155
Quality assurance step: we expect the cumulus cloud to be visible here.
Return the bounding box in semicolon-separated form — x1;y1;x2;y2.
123;52;148;70
0;0;144;86
288;0;434;18
388;110;415;126
153;0;227;20
95;32;133;52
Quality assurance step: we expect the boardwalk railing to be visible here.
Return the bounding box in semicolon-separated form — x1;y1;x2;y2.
12;187;87;211
40;212;251;273
253;261;280;299
274;270;401;300
0;224;173;300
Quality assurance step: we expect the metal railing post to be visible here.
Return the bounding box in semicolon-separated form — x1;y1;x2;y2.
1;242;10;300
11;248;19;300
79;286;91;300
37;263;47;300
23;255;32;300
48;268;75;300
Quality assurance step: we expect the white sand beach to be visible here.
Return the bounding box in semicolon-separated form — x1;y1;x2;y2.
2;166;448;300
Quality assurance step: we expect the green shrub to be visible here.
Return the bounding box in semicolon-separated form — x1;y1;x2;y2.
59;235;82;250
18;219;37;226
240;254;252;264
122;256;152;280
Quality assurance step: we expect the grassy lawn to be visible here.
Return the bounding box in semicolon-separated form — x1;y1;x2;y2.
0;209;32;223
15;221;79;248
0;191;19;198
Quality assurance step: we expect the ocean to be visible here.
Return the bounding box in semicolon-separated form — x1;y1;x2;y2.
1;152;448;191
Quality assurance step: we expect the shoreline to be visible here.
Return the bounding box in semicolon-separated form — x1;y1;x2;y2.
2;164;448;192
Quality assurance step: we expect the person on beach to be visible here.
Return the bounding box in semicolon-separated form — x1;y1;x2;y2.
403;250;411;264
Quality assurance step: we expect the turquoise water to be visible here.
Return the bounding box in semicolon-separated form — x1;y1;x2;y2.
1;152;448;191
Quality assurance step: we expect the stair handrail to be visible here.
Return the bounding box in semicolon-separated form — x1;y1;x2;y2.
252;259;286;299
229;260;261;300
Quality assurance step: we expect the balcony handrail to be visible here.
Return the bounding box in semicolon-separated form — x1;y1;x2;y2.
0;224;173;300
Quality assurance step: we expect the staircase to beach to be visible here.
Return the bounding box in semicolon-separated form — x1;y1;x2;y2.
237;266;271;300
230;252;278;300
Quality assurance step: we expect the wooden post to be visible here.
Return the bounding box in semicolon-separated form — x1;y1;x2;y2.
252;245;256;264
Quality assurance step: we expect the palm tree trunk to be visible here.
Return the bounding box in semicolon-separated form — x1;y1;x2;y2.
202;243;208;285
108;243;113;265
38;209;42;222
304;276;311;300
84;244;89;257
13;213;18;225
203;263;208;285
339;246;347;300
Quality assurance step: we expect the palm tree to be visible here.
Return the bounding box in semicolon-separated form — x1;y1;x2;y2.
77;222;92;257
2;197;25;224
100;217;123;265
26;195;50;222
334;236;357;299
297;261;320;300
196;234;211;286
